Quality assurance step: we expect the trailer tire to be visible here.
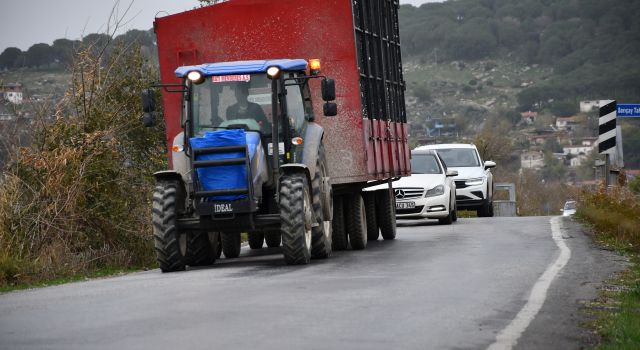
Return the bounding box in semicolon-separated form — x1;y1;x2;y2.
376;189;397;240
364;192;379;241
248;232;264;249
331;195;348;251
153;181;186;272
187;232;218;266
311;143;332;259
265;231;281;248
280;173;312;265
346;193;367;250
221;231;241;258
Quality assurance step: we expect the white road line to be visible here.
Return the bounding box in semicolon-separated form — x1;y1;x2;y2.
487;216;571;350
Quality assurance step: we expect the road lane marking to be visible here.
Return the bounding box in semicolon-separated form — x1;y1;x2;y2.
487;216;571;350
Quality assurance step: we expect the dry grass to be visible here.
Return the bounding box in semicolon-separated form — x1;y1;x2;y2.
0;42;166;288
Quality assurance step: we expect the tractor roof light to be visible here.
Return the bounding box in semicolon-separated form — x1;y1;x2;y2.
187;70;205;84
309;59;321;75
267;66;281;80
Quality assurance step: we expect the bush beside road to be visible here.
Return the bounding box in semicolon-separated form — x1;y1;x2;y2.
577;186;640;349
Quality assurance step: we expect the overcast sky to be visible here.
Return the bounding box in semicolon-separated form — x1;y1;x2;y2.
0;0;442;52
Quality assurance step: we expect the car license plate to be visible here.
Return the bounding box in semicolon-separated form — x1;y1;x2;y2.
396;201;415;210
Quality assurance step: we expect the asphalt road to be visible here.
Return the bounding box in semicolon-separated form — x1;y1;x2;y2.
0;216;625;350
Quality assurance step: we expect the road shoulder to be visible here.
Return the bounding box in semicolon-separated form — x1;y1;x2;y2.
515;217;628;350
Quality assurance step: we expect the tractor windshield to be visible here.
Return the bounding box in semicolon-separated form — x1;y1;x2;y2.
191;74;273;136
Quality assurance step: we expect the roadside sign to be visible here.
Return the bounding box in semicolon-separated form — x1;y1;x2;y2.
616;104;640;117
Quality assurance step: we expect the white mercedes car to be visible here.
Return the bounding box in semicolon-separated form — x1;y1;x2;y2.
368;149;458;224
415;143;496;217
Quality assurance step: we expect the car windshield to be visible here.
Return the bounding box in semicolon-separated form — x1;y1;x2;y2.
564;202;576;210
435;148;480;167
411;154;442;174
191;74;273;136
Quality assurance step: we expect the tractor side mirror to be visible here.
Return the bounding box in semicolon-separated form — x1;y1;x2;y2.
321;78;336;101
141;89;156;113
323;102;338;117
142;113;156;128
141;89;156;127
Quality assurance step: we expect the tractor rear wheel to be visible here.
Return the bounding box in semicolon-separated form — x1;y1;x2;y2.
153;181;187;272
221;231;241;258
187;232;218;266
376;188;397;240
311;143;332;259
346;193;367;250
280;173;312;265
264;231;281;247
364;192;379;241
331;195;348;251
248;232;264;249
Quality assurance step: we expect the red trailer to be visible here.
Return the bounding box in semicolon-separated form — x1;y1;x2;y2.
146;0;410;270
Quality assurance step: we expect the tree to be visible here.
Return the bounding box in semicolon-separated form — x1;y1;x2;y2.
0;47;23;69
24;43;54;67
551;100;577;117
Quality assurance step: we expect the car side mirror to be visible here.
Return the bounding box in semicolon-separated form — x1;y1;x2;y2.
321;78;336;101
446;170;458;177
141;89;156;113
484;160;496;170
323;102;337;117
560;209;564;212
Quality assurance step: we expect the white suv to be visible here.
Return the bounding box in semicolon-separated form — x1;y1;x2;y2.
415;144;496;217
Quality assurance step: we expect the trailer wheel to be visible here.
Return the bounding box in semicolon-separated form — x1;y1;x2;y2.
248;232;264;249
264;231;281;248
221;231;241;258
346;193;367;250
331;195;348;251
376;188;397;240
280;173;312;265
187;232;218;266
364;192;379;241
153;181;186;272
311;143;332;259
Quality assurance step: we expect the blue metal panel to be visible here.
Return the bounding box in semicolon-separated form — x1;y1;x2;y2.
175;59;308;77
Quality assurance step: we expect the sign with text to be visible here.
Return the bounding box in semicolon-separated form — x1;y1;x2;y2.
616;104;640;117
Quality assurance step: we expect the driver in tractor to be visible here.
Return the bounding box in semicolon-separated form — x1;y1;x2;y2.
225;82;270;133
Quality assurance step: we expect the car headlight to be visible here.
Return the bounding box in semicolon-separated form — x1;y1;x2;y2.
465;177;484;186
425;184;445;197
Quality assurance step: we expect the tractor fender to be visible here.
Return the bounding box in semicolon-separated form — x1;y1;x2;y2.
153;171;187;213
301;122;324;178
280;164;312;187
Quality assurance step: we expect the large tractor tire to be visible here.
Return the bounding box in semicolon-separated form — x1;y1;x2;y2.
221;231;241;258
248;232;264;249
346;193;367;250
331;195;348;251
280;173;313;265
364;192;379;241
311;143;332;259
153;181;187;272
376;188;397;240
187;232;218;266
264;231;281;248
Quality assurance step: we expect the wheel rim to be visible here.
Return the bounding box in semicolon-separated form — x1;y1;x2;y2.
304;188;312;252
179;234;187;257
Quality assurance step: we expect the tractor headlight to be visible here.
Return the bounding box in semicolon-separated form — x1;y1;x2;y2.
425;185;445;197
267;66;281;79
187;71;205;84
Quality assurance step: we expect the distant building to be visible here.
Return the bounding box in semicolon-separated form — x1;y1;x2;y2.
520;111;537;124
580;100;599;113
562;138;598;167
0;83;23;104
521;150;544;169
555;116;579;131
